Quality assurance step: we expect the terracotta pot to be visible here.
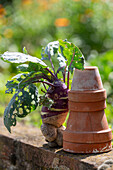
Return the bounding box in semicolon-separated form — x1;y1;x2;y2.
71;66;103;91
63;66;112;153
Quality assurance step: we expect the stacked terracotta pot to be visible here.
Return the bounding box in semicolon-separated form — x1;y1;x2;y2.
63;66;112;153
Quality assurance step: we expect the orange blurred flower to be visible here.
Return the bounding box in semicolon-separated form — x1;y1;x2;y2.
54;18;70;27
3;29;13;39
0;4;6;18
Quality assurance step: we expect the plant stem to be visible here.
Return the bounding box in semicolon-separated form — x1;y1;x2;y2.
41;89;46;93
55;66;65;77
67;71;70;89
32;80;57;87
64;63;68;83
46;68;58;81
68;49;75;69
67;49;75;89
63;72;65;83
42;82;47;91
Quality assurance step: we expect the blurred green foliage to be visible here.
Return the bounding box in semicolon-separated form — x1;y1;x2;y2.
1;0;113;56
88;50;113;125
0;0;113;128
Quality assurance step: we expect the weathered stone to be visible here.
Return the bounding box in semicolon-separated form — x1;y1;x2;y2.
0;118;113;170
41;123;57;142
56;126;66;147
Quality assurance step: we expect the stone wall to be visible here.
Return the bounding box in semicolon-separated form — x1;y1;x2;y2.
0;118;113;170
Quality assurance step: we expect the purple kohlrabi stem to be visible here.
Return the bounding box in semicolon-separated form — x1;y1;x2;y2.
55;66;65;82
67;49;75;89
63;72;65;83
69;49;75;70
32;80;58;87
63;63;68;84
67;71;70;89
46;68;58;81
42;82;47;91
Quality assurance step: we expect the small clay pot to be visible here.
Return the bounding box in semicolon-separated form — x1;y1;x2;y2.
63;66;112;153
71;66;103;91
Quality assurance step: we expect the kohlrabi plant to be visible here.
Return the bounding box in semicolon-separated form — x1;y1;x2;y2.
1;39;85;133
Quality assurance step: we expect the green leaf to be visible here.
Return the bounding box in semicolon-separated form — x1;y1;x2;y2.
5;80;18;94
28;62;50;74
59;39;85;72
6;70;54;95
17;62;55;83
4;93;18;133
41;41;66;73
17;64;29;72
41;41;59;59
5;73;29;94
4;84;38;133
57;52;66;68
41;39;85;76
1;51;47;66
17;62;50;74
2;51;55;91
18;72;50;88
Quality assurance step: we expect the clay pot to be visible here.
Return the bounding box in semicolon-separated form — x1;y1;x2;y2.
71;66;103;91
63;66;112;153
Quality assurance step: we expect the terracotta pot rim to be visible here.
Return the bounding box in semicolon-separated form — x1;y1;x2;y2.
63;141;112;153
68;89;106;94
68;89;106;102
69;100;106;111
84;66;98;70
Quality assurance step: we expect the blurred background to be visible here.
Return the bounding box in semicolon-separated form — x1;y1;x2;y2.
0;0;113;129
